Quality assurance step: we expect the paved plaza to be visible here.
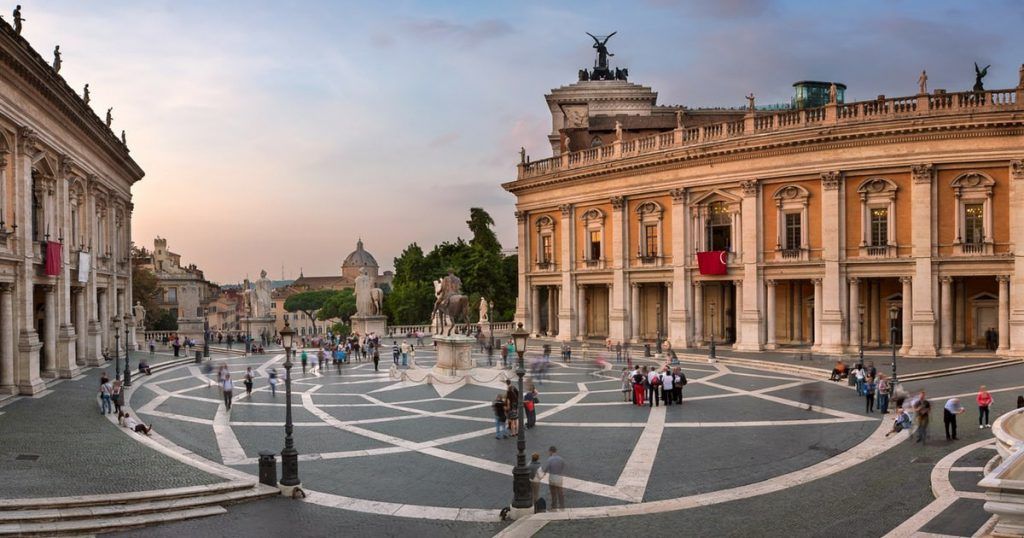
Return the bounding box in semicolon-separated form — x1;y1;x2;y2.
1;341;1019;536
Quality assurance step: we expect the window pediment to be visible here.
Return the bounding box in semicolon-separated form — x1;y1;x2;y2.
690;188;742;207
580;208;604;225
857;177;898;196
535;215;555;231
635;200;663;217
951;171;995;191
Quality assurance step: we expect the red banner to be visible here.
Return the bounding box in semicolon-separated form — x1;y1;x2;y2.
45;241;62;276
696;251;728;275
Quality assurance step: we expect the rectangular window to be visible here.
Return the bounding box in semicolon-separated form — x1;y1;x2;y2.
784;213;801;249
644;224;658;257
964;203;984;244
589;230;601;260
870;207;888;246
541;235;552;264
166;288;177;303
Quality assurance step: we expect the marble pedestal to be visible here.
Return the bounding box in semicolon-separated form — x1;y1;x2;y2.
243;317;277;344
351;315;387;337
177;318;206;343
432;334;475;376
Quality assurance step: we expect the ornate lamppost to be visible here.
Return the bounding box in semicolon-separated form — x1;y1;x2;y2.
278;320;301;497
123;317;132;387
113;316;122;380
655;301;663;357
510;323;532;516
708;304;717;362
889;304;900;395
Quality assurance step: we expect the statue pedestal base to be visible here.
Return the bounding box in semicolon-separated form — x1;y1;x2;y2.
432;335;476;377
351;315;387;337
389;334;511;395
242;317;277;344
177;318;205;344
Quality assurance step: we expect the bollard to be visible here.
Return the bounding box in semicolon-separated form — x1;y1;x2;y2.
194;350;202;364
258;451;278;487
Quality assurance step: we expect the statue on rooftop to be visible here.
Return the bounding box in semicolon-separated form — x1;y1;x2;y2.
519;146;526;164
53;46;61;73
828;83;837;104
120;130;126;145
1019;64;1023;89
586;31;617;71
918;70;928;94
83;84;90;105
746;93;755;112
13;5;23;35
105;107;112;127
614;120;623;141
974;62;990;92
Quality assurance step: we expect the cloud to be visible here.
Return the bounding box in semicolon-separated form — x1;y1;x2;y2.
400;17;514;47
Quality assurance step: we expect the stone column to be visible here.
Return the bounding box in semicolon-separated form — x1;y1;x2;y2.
940;276;953;355
42;284;56;376
74;287;87;365
530;286;540;335
909;164;938;356
548;287;558;336
999;275;1010;353
765;280;777;349
669;189;690;349
99;288;109;352
900;277;913;355
955;280;966;347
794;284;803;343
630;282;641;341
812;278;823;349
736;180;764;351
819;171;846;353
609;196;628;342
848;278;860;353
868;280;879;345
558;204;574;340
16;128;43;394
1009;159;1024;355
694;282;704;345
0;283;13;394
723;282;732;342
577;285;587;339
514;211;529;328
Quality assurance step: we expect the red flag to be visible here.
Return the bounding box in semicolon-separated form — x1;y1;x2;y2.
45;241;62;276
697;251;728;275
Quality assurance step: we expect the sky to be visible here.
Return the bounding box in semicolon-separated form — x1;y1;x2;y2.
16;0;1024;283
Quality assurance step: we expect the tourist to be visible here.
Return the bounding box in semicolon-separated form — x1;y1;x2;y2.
876;374;890;414
400;340;411;366
506;380;520;436
885;408;913;437
661;367;674;406
300;349;308;374
914;391;931;444
632;366;646;406
268;367;278;397
615;341;622;363
309;350;319;376
540;446;566;511
853;364;866;395
172;337;181;357
864;377;876;413
138;359;152;375
244;367;254;396
500;343;509;368
372;347;380;371
524;385;539;429
492;393;509;439
221;373;234;410
647;366;661;407
673;367;686;404
148;338;156;355
978;385;994;428
829;360;846;381
528;452;542;506
99;375;113;415
122;413;153;436
944;397;965;441
620;367;630;402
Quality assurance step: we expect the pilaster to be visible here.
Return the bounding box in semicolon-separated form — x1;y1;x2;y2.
609;196;628;342
1009;160;1024;354
557;204;574;341
668;189;690;348
818;171;845;354
735;180;763;351
908;163;938;356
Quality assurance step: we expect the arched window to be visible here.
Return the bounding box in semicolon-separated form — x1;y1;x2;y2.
636;201;664;265
856;178;898;257
772;185;810;260
951;172;995;255
580;208;605;268
590;136;603;148
535;216;556;270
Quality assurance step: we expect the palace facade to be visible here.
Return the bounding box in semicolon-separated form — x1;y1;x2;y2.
503;62;1024;358
0;20;143;394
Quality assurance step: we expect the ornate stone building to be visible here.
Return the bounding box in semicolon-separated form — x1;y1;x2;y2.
504;55;1024;358
133;237;216;320
0;21;143;394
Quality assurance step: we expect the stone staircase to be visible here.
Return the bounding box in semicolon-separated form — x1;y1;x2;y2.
0;481;278;536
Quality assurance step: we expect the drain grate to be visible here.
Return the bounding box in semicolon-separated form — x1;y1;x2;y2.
15;454;39;461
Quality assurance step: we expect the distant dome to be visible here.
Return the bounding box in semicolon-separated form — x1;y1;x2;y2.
341;239;379;281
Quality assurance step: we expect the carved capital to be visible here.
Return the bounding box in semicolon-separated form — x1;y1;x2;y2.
765;279;776;287
899;276;913;285
610;196;625;210
820;171;842;190
939;276;952;284
848;277;860;284
0;282;12;293
812;278;822;286
669;188;686;202
997;275;1011;283
912;163;934;184
58;154;74;177
0;150;8;169
1011;160;1024;181
514;210;526;223
740;180;759;197
17;126;39;156
558;203;572;217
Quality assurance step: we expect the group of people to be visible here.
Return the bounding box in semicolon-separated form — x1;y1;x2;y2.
883;386;995;444
493;379;539;439
622;364;687;406
97;371;153;435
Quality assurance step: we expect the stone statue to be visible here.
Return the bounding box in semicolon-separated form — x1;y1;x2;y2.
53;46;61;73
13;5;23;35
478;297;489;323
83;84;90;105
519;146;526;164
614;120;623;141
432;273;468;336
105;107;113;127
354;268;383;316
675;110;683;129
745;93;755;111
252;269;272;318
828;83;837;104
134;301;146;329
120;130;126;145
1019;64;1023;89
918;70;928;94
586;31;616;71
974;62;990;92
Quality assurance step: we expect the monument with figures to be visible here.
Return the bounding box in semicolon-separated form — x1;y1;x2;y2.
350;268;387;336
242;270;277;347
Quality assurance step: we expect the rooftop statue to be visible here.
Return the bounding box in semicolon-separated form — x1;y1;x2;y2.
83;84;90;105
974;62;990;92
586;31;616;71
918;70;928;94
13;5;23;35
53;46;61;73
105;107;113;127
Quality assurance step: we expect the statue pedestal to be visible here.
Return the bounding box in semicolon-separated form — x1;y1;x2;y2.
432;334;476;376
242;317;277;344
177;318;205;344
351;315;387;337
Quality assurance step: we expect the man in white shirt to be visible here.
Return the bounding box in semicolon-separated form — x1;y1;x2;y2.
661;369;674;406
647;368;661;408
221;374;234;410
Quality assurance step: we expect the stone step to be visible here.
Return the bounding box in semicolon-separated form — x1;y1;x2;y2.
0;484;278;523
0;505;227;536
900;359;1022;381
0;481;255;512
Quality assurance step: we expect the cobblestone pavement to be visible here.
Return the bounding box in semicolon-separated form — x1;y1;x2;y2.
6;340;1016;536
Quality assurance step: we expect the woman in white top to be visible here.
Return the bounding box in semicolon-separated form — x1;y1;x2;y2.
221;374;234;410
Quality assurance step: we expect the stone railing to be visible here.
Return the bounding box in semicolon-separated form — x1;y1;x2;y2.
979;408;1024;534
388;321;517;337
516;87;1023;180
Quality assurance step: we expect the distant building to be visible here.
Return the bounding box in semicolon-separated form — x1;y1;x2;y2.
133;237;217;320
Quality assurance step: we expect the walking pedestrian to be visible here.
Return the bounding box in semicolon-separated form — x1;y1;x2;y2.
244;367;254;396
540;446;566;511
111;379;124;415
914;391;931;444
372;347;380;371
99;376;113;414
865;377;876;413
148;338;155;355
492;393;509;439
528;452;542;506
268;367;278;397
392;342;400;365
877;375;890;414
524;385;539;428
661;368;674;406
632;366;646;406
300;350;308;374
673;367;686;404
506;380;520;437
944;397;965;440
400;340;411;367
221;373;234;411
978;385;993;428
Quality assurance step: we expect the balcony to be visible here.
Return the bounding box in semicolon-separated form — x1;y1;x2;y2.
535;260;556;272
861;244;896;258
637;254;663;267
582;258;606;270
777;247;808;262
957;241;992;256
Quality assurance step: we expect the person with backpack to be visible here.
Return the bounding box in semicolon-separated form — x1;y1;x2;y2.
632;366;646;406
661;368;674;406
673;367;687;404
647;366;662;407
524;385;539;428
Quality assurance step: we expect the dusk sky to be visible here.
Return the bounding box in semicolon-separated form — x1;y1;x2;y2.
21;0;1024;283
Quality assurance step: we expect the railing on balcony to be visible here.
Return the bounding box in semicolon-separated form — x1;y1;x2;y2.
961;242;986;254
778;248;804;260
637;254;663;266
535;260;556;271
866;245;889;257
582;258;606;270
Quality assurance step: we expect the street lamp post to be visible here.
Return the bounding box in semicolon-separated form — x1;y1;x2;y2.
203;311;210;359
278;321;301;497
510;323;532;516
889;305;900;396
709;304;717;362
858;304;865;364
123;319;132;387
655;302;663;357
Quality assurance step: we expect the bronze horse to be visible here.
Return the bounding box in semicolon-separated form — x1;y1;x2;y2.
433;286;470;336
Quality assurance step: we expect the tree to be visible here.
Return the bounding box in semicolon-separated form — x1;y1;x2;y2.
132;265;162;331
151;309;178;331
283;290;336;333
318;289;357;323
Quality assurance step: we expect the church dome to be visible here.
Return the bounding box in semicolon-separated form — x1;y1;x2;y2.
343;239;378;269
